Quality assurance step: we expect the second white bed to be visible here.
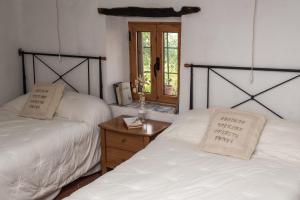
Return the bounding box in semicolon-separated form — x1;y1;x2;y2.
64;109;300;200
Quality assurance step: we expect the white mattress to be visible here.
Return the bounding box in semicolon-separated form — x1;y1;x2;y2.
0;108;107;200
64;109;300;200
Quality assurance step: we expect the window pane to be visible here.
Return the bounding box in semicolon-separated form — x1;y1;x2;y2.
167;33;178;47
137;32;151;93
164;49;178;73
163;32;178;96
143;32;150;47
143;47;151;72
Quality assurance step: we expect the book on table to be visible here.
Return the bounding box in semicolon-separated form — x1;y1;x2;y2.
123;117;143;129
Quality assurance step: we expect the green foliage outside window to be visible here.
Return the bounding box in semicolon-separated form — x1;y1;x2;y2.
140;32;179;95
163;33;178;96
142;32;151;93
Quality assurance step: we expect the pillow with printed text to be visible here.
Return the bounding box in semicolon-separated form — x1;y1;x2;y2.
20;84;64;120
199;108;266;160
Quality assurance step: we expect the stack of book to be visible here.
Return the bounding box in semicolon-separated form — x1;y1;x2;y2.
123;117;143;129
113;82;133;106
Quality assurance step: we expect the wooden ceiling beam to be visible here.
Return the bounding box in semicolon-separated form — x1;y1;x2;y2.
98;7;200;17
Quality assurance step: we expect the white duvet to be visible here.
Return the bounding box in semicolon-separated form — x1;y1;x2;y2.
65;109;300;200
0;92;111;200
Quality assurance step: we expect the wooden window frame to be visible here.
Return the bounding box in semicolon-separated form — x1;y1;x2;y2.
129;22;181;107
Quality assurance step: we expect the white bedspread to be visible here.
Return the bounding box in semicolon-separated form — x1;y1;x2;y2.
0;108;107;200
65;109;300;200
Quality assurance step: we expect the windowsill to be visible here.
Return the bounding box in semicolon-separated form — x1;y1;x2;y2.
111;101;176;114
109;102;178;123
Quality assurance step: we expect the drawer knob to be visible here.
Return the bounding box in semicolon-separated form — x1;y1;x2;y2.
121;138;127;143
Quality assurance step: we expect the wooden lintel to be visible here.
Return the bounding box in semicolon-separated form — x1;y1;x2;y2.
98;7;200;18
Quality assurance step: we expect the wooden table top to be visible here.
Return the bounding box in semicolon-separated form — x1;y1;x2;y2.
99;115;171;137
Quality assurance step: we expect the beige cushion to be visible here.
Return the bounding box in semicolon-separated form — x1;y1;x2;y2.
20;84;64;120
199;108;266;160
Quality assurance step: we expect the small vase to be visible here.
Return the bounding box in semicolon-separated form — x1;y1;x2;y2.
138;108;147;122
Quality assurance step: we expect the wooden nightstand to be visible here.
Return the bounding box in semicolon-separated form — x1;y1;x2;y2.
99;115;171;174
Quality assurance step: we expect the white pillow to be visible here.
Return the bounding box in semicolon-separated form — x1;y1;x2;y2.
55;92;112;127
255;118;300;163
1;94;30;113
163;107;300;163
161;108;211;144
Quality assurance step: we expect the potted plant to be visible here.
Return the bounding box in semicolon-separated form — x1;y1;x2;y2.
164;78;173;96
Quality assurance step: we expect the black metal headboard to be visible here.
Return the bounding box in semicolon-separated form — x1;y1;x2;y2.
185;64;300;119
19;49;106;99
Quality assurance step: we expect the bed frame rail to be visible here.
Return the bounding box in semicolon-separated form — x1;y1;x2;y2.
19;49;106;99
184;64;300;119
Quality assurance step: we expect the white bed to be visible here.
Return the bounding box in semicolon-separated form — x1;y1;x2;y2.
0;92;111;200
64;109;300;200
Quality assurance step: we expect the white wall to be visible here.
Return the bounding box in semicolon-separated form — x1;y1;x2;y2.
180;0;300;121
17;0;181;104
104;16;130;103
19;0;105;55
100;0;300;121
0;0;22;105
15;0;300;121
180;0;255;112
18;0;110;100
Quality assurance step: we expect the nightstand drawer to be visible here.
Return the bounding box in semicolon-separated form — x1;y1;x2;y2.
106;148;135;168
100;116;171;174
106;131;144;152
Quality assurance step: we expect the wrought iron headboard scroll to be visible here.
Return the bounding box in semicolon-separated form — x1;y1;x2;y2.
184;64;300;119
19;49;106;99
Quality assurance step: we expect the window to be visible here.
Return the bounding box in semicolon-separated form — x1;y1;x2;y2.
129;22;181;106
